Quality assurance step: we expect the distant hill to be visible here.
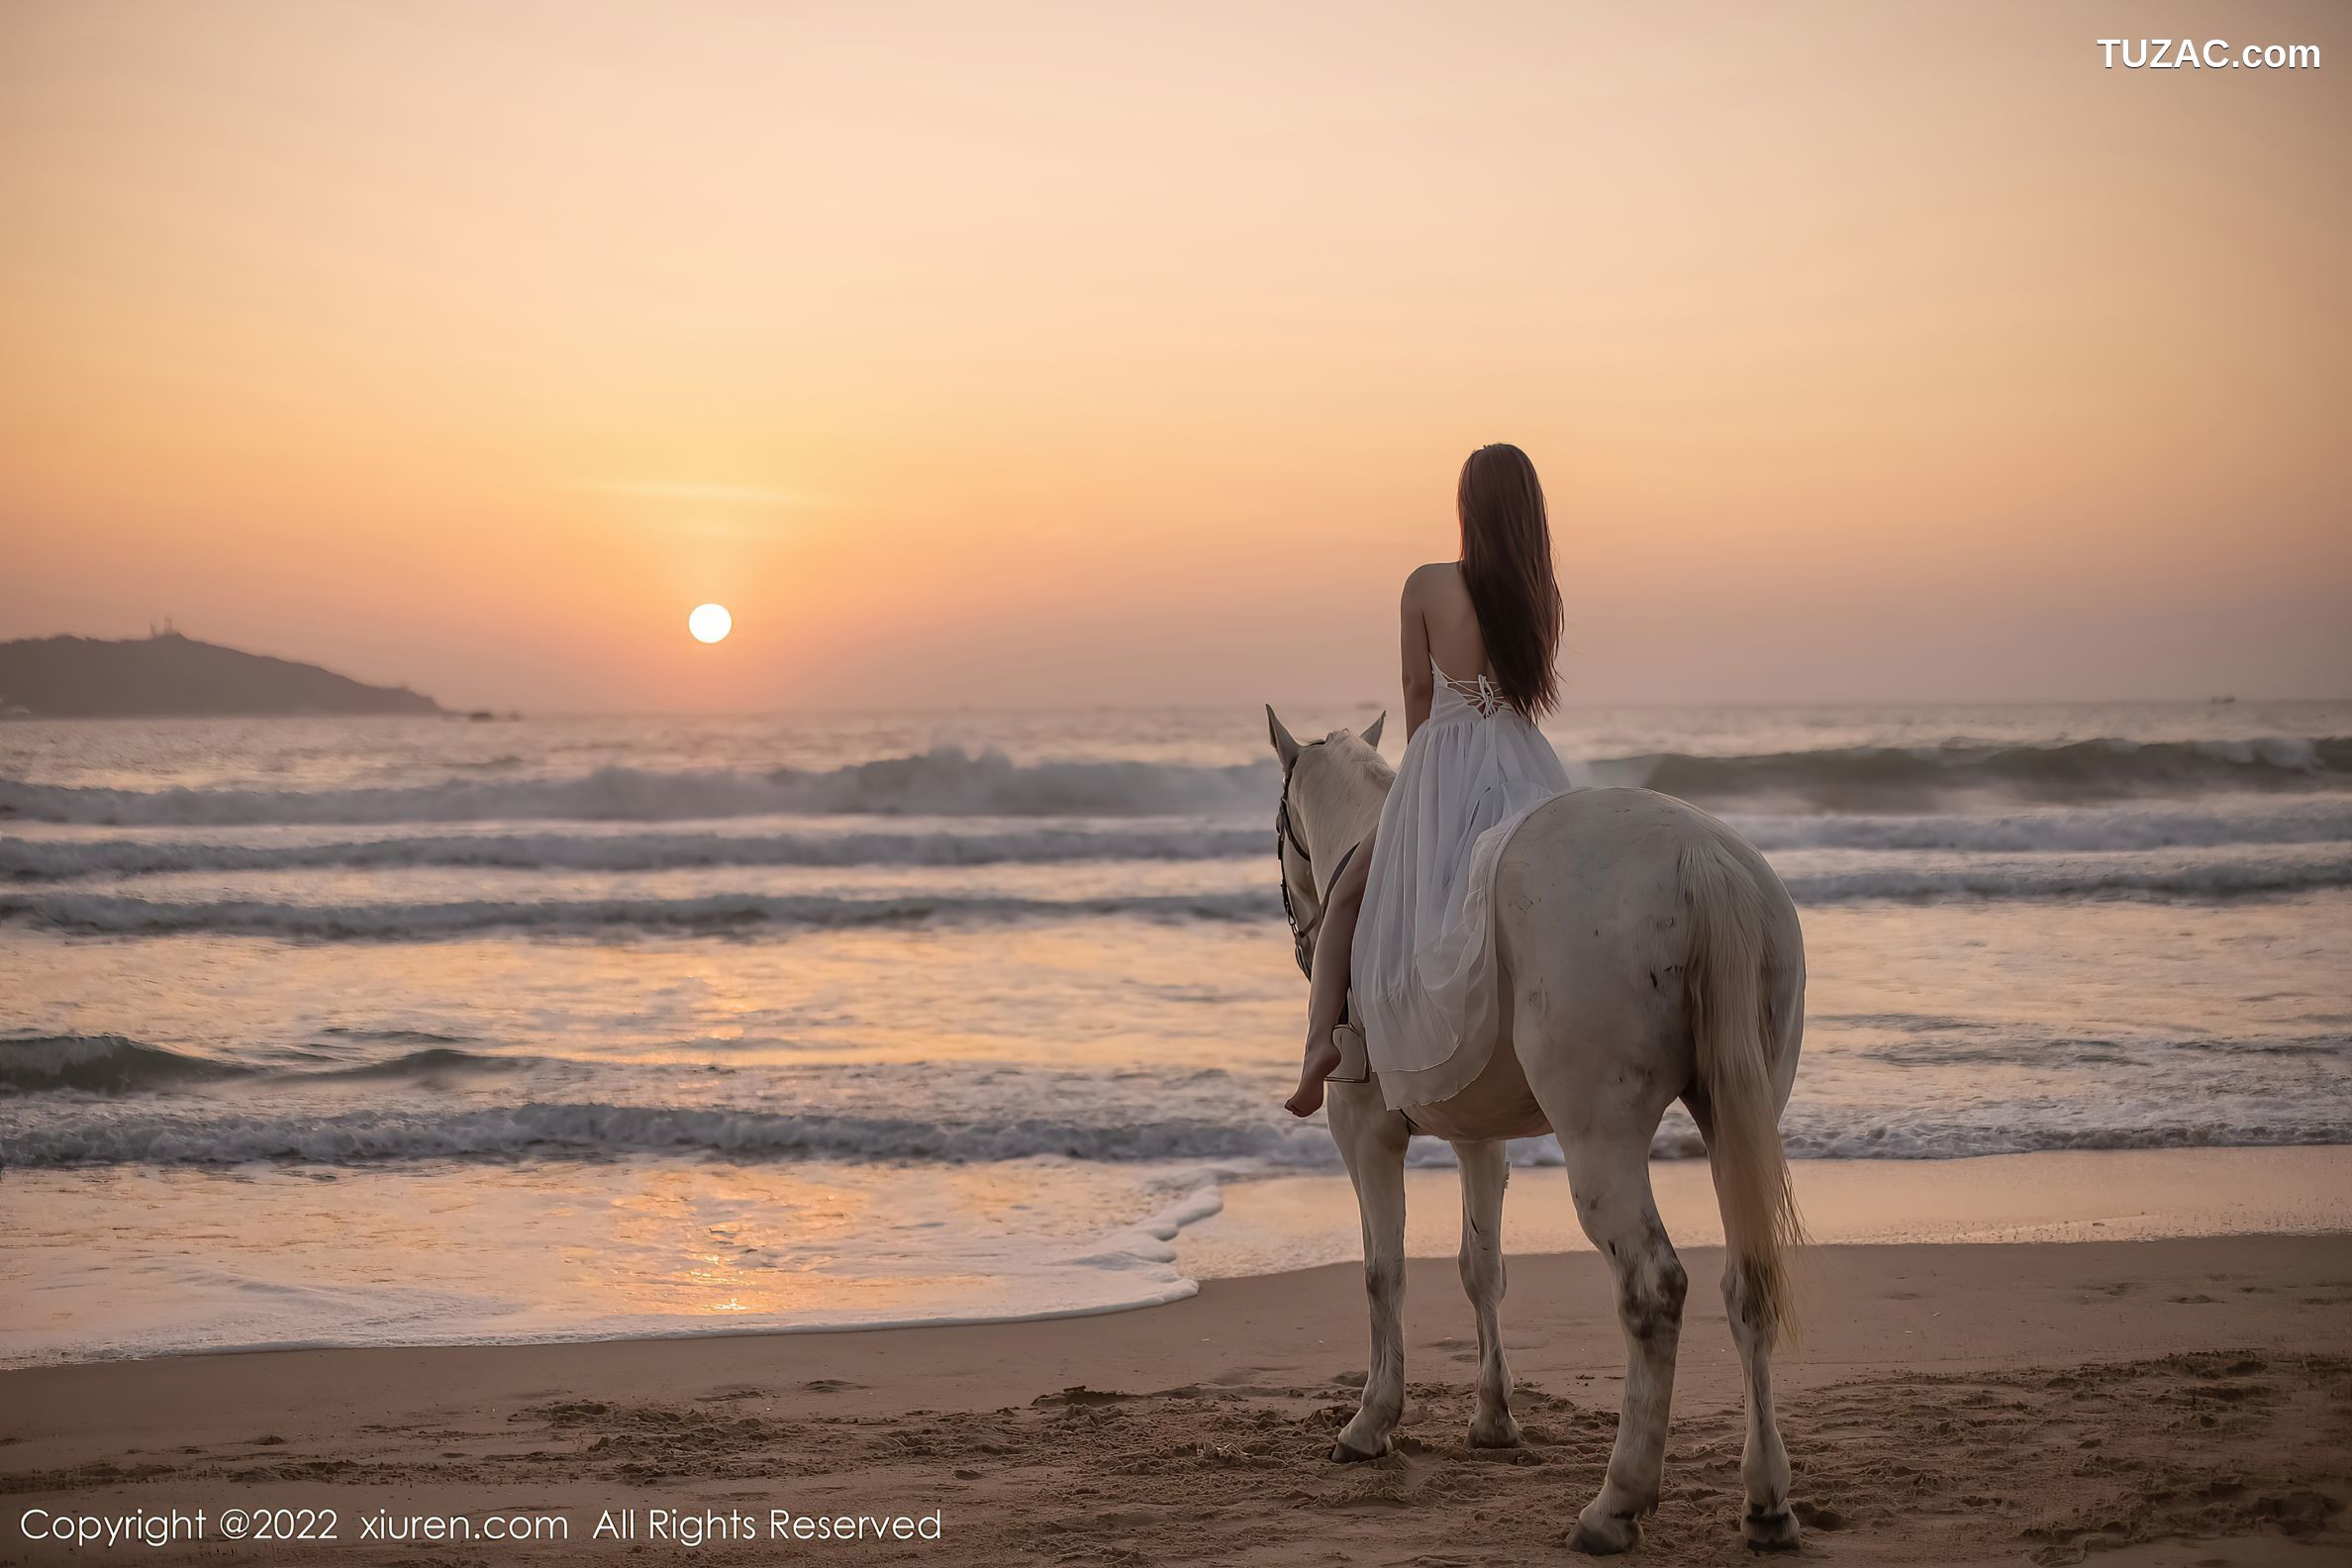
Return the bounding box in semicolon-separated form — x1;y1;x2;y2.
0;633;442;718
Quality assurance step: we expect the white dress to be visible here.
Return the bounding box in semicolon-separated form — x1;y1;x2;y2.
1350;660;1572;1109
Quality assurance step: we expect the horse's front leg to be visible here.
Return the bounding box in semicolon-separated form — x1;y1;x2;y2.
1454;1137;1519;1448
1325;1080;1411;1462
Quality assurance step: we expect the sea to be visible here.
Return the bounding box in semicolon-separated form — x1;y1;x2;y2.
3;701;2348;1366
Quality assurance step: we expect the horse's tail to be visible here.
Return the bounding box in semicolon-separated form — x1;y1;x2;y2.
1679;830;1805;1337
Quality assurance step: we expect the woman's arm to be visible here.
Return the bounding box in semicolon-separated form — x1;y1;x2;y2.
1399;570;1434;741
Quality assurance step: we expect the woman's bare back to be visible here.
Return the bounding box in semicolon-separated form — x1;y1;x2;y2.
1420;562;1494;680
1407;560;1494;677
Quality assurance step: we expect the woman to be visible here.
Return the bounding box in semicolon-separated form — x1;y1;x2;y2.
1285;443;1570;1118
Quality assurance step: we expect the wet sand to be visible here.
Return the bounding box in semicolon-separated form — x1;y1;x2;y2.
1183;1147;2352;1280
6;1235;2350;1565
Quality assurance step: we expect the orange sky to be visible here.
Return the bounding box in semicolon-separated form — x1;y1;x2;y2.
2;0;2346;711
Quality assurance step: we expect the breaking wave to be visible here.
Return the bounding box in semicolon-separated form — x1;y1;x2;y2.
0;888;1279;938
0;1100;1337;1168
1603;735;2352;809
1773;850;2352;903
0;751;1279;827
0;1034;249;1096
7;1031;2346;1169
0;826;1267;880
4;851;2341;939
6;735;2344;831
8;803;2347;883
0;1036;553;1096
6;1096;2345;1169
1723;799;2352;854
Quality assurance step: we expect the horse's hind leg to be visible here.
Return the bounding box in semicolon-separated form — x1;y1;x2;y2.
1325;1081;1410;1461
1723;1260;1799;1549
1454;1138;1519;1448
1555;1122;1685;1555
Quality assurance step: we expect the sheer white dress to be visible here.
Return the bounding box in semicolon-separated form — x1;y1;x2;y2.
1349;661;1572;1109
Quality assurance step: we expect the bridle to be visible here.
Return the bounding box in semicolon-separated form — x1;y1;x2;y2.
1274;746;1323;979
1273;737;1374;1067
1277;742;1360;984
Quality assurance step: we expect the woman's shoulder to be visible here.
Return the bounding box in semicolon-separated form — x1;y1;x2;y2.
1402;560;1465;601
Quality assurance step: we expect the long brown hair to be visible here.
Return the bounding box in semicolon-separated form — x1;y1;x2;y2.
1456;443;1563;719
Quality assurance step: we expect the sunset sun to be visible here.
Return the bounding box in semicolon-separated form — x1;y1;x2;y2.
687;603;732;643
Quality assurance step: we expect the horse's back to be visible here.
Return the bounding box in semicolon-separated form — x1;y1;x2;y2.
1498;787;1797;937
1492;787;1800;1089
1398;791;1671;1130
1400;787;1802;1131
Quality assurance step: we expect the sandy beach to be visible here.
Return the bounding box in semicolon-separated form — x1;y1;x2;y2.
7;1232;2349;1566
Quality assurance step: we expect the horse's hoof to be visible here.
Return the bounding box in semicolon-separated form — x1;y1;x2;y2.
1742;1505;1803;1552
1467;1413;1522;1449
1567;1509;1641;1555
1327;1436;1387;1464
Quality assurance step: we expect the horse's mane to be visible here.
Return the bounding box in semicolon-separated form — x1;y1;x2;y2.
1296;733;1393;862
1326;732;1394;789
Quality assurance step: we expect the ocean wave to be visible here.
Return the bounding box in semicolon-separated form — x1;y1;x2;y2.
0;826;1267;881
1774;850;2352;902
3;849;2339;938
0;1035;547;1096
8;735;2343;830
1726;799;2352;854
5;1094;2344;1168
11;804;2345;884
0;888;1279;938
314;1045;546;1081
1771;1116;2352;1161
0;751;1279;827
0;1100;1337;1168
1463;1113;2352;1165
9;808;2342;893
1609;735;2352;809
5;1036;2342;1168
0;1034;249;1096
1855;1032;2352;1068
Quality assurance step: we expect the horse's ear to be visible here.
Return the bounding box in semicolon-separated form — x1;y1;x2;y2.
1360;712;1386;751
1266;705;1303;769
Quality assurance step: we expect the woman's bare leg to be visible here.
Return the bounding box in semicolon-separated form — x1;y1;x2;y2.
1285;831;1374;1118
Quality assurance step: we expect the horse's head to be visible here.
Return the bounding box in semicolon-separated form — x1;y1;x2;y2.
1265;706;1390;978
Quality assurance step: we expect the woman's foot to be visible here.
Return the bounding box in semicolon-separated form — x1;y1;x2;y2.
1284;1034;1343;1118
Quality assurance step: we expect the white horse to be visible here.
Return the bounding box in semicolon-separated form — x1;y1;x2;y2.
1266;710;1807;1554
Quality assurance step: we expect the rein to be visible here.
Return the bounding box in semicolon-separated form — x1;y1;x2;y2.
1274;743;1360;983
1275;740;1382;1106
1274;748;1322;979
